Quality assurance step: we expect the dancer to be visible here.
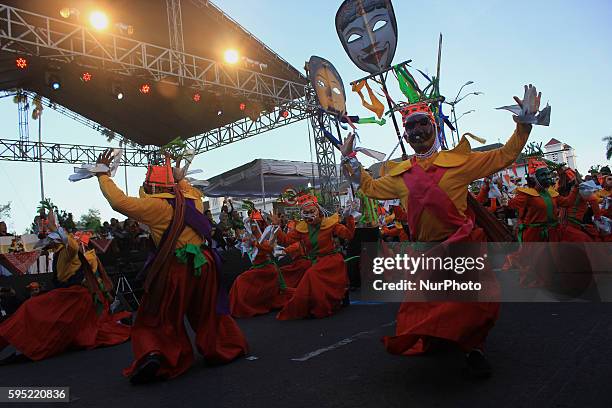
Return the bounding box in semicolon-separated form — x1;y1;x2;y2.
273;194;355;320
230;218;309;318
0;210;130;363
95;150;247;384
342;85;549;377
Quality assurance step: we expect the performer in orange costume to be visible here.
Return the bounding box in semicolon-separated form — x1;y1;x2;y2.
95;150;247;384
0;211;130;363
381;205;409;241
274;194;355;320
230;219;309;318
342;85;550;377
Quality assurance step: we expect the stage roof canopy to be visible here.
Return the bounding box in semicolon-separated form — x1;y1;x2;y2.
202;158;342;198
0;0;308;146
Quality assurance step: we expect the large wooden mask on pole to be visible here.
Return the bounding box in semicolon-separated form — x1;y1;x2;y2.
335;0;398;74
307;56;347;118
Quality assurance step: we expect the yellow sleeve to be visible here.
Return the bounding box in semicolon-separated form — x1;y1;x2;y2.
98;175;166;225
459;124;531;182
359;169;407;200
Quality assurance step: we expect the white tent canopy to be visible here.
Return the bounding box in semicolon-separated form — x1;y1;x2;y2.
201;158;341;198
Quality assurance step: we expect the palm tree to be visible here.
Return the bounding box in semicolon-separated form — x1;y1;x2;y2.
605;135;612;160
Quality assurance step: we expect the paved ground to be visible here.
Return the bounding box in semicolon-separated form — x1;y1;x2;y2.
1;298;611;408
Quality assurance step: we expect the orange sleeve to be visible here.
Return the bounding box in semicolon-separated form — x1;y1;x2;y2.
508;191;528;210
276;228;302;246
476;184;489;204
556;187;579;208
333;216;355;240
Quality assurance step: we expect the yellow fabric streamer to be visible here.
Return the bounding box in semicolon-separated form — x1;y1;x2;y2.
463;132;487;144
352;80;385;119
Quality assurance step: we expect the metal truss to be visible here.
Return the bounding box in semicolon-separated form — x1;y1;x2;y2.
309;110;340;212
186;98;312;154
0;139;152;166
0;3;308;104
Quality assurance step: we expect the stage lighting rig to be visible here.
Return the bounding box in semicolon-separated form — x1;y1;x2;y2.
45;71;62;90
112;83;124;100
15;57;28;69
89;10;109;31
192;92;202;103
139;83;151;94
81;72;93;82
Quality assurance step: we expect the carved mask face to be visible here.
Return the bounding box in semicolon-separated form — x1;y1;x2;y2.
335;0;398;74
301;205;321;225
308;56;347;117
534;168;554;188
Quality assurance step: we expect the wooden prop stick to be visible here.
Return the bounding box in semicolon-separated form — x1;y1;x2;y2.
378;72;408;160
349;60;413;86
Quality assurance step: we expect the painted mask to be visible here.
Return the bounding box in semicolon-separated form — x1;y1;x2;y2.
335;0;398;74
308;56;347;117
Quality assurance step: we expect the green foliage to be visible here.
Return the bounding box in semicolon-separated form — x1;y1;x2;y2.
160;137;188;161
0;202;10;220
77;209;102;232
604;135;612;160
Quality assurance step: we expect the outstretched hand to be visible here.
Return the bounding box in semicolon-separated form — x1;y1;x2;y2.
340;133;356;157
96;149;114;176
513;84;541;116
47;209;57;232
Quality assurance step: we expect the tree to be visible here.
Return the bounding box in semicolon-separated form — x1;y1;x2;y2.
604;135;612;160
78;209;102;232
0;202;10;220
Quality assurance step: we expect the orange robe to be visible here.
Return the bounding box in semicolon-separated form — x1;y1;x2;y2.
98;175;247;379
0;234;130;360
359;123;531;354
229;241;309;318
276;214;355;320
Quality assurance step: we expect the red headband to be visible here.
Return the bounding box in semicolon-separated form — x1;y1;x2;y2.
400;102;435;127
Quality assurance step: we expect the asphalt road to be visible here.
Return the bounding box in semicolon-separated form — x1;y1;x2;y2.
1;297;611;408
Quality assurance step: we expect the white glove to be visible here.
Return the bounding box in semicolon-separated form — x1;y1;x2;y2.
496;84;551;126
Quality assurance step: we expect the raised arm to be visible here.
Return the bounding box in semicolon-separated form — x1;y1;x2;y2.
97;175;165;225
460;124;531;182
359;171;407;200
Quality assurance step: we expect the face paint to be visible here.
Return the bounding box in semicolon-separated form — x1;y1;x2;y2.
335;0;398;74
308;56;347;117
301;206;321;225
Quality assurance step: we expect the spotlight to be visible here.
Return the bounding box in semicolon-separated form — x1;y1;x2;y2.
239;102;246;111
60;7;79;19
15;57;27;69
224;49;239;64
280;109;289;118
89;11;109;31
139;83;151;94
112;83;124;100
192;92;201;103
81;72;92;82
45;72;61;90
217;109;223;116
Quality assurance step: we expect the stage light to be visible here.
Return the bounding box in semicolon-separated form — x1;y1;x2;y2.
280;109;289;118
89;11;109;30
139;83;151;94
192;92;201;103
81;72;92;82
217;109;223;116
112;83;124;100
239;102;246;111
45;72;61;90
224;49;239;64
15;57;27;69
60;7;79;19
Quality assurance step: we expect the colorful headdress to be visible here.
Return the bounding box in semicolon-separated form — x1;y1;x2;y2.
527;158;548;175
144;156;175;189
296;193;318;210
400;102;435;127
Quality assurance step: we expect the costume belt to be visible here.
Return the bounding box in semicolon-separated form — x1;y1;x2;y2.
518;221;559;243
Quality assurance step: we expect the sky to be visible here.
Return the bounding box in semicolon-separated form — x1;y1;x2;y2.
1;0;611;233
